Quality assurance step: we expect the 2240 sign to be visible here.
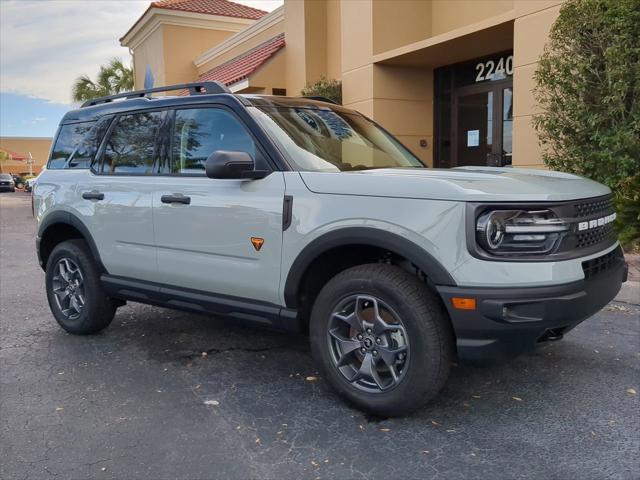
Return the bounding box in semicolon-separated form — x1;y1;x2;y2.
475;55;513;82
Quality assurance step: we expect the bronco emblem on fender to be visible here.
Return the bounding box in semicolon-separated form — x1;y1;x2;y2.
250;237;265;251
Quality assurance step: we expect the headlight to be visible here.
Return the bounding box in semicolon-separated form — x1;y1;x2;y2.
476;209;569;255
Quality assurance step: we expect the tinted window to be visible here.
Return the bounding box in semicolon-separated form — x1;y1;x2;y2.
102;111;165;174
171;109;257;174
250;106;424;172
48;121;96;169
67;117;112;169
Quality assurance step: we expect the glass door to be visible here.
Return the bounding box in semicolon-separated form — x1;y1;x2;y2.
451;80;512;167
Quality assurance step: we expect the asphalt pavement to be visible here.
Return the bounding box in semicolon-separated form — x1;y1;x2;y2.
1;192;639;479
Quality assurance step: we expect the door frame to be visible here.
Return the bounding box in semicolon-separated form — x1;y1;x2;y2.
450;77;512;168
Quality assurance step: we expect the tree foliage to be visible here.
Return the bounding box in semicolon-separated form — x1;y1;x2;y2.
301;76;342;105
533;0;640;249
72;58;134;103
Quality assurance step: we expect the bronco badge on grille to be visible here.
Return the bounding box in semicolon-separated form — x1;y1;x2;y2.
578;212;616;232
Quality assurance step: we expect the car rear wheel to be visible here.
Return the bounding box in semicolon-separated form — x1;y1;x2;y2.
45;239;116;335
310;264;454;416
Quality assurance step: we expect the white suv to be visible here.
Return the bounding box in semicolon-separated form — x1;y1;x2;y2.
34;82;628;416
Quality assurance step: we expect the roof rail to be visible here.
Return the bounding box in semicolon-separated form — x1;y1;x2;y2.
81;81;231;108
301;96;339;105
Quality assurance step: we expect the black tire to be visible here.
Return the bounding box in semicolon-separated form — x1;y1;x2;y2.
45;239;116;335
310;264;454;416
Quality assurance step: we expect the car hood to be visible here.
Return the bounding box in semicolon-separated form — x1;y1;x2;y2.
299;166;611;202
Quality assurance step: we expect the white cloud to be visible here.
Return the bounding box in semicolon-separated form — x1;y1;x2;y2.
0;0;282;105
1;0;148;105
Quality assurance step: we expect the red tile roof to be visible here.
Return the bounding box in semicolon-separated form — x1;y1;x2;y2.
151;0;267;20
198;33;285;87
0;148;28;161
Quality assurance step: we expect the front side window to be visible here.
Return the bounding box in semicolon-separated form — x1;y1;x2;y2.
249;105;424;172
170;108;257;175
48;121;96;169
101;111;165;174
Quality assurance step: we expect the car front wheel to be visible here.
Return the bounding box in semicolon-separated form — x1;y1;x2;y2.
45;239;116;335
310;264;454;416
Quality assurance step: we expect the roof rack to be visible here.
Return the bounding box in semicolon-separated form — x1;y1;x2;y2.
81;81;231;108
302;96;339;105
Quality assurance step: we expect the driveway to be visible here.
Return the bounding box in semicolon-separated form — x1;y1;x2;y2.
1;192;639;479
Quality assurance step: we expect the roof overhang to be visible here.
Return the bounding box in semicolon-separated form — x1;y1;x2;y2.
121;7;255;50
195;5;284;68
373;11;515;68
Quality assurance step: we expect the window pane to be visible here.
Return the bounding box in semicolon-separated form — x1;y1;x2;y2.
48;121;95;169
102;112;164;174
67;117;112;169
502;87;513;166
172;109;256;174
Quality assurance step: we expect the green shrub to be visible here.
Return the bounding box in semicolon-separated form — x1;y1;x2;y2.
532;0;640;247
615;175;640;252
300;76;342;105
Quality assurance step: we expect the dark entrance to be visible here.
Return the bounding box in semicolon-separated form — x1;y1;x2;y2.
434;51;513;168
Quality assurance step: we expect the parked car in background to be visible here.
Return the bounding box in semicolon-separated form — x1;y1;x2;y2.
12;175;25;189
0;173;16;192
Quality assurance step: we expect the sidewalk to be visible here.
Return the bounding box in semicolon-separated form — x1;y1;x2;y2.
617;253;640;305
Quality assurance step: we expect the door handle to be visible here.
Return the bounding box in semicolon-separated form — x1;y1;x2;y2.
161;194;191;205
82;191;104;200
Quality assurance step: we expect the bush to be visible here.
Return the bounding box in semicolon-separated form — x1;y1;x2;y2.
300;76;342;105
615;175;640;252
533;0;640;247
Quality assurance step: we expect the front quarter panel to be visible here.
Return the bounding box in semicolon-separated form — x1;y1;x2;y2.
279;173;467;305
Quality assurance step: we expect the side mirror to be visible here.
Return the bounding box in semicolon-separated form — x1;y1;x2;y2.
205;150;269;180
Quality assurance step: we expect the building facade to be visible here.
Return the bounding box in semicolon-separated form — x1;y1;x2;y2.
0;137;52;176
122;0;565;169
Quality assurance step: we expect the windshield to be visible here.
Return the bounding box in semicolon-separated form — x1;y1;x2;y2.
0;174;12;180
249;106;425;172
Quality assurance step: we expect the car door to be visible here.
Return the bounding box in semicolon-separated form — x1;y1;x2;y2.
82;110;165;282
151;106;285;305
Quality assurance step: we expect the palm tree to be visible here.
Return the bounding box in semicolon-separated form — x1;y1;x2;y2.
72;58;134;103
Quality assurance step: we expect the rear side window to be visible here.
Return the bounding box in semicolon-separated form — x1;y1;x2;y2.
48;121;96;169
170;108;257;175
68;117;112;169
101;111;165;174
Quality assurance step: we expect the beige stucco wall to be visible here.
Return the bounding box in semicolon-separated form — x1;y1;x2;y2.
372;0;432;55
341;0;433;165
512;0;563;168
241;50;286;94
132;26;166;89
163;25;235;86
0;137;52;175
431;0;514;36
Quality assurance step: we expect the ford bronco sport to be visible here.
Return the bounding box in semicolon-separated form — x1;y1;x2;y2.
34;82;628;416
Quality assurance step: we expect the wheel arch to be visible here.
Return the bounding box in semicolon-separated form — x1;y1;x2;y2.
37;211;105;273
283;227;457;310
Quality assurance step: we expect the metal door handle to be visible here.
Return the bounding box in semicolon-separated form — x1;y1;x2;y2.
82;191;104;200
161;194;191;205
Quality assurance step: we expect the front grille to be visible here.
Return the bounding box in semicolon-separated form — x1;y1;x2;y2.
574;197;614;217
576;222;616;249
582;248;620;279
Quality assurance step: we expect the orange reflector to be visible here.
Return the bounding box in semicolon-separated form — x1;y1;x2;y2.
451;297;476;310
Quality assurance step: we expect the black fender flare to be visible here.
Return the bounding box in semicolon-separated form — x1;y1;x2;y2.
37;211;106;272
283;227;457;308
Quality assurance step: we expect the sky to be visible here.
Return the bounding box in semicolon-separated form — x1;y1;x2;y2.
0;0;283;138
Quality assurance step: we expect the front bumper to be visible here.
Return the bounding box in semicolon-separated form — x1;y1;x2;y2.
437;246;628;363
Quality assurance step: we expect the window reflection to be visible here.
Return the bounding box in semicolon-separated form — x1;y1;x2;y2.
102;112;164;174
172;109;256;174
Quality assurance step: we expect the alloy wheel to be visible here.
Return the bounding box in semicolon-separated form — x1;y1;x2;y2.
327;294;409;393
51;257;86;320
